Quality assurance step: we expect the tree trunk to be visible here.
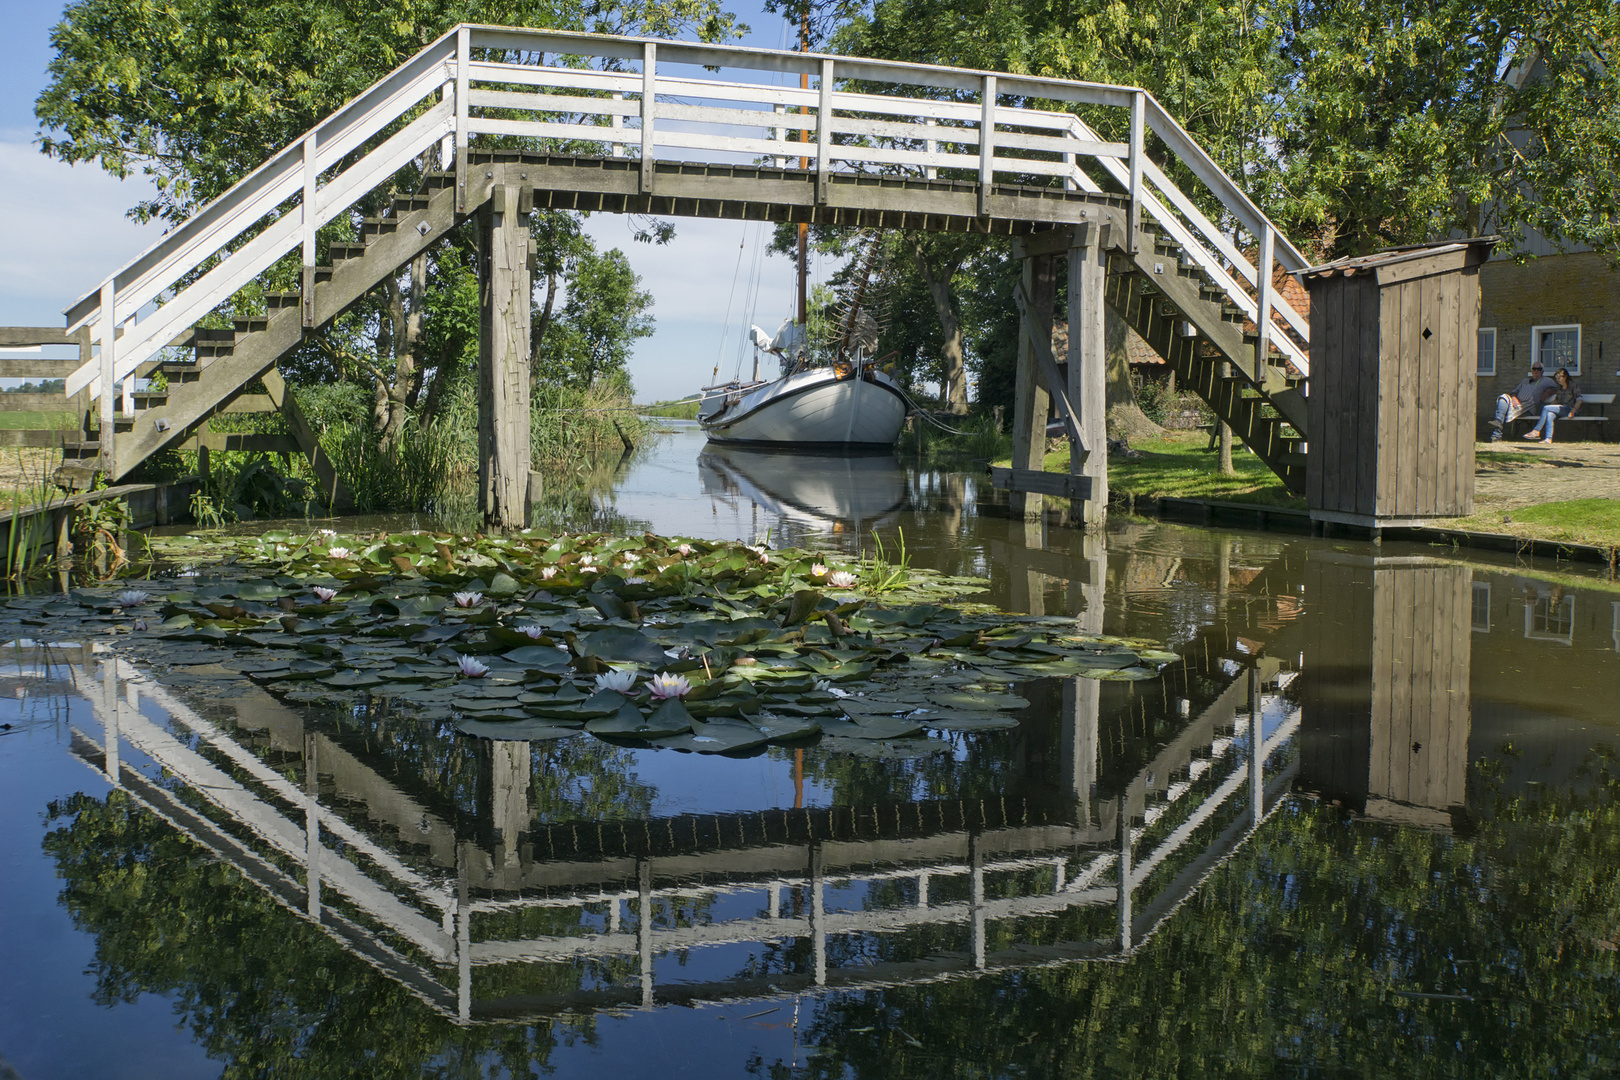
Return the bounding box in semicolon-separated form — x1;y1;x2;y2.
1218;421;1234;475
530;267;559;372
1104;310;1163;439
910;238;968;414
377;254;427;456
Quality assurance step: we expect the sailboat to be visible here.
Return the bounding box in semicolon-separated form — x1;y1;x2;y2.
697;232;909;448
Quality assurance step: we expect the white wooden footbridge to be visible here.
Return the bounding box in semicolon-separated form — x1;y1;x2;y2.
26;24;1311;524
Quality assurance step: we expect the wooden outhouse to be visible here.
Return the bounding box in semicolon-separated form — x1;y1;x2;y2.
1299;238;1496;528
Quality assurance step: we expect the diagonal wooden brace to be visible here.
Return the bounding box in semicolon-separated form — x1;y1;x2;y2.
1014;282;1089;463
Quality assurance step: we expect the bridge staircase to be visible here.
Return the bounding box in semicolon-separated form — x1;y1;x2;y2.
1107;224;1309;493
48;24;1314;505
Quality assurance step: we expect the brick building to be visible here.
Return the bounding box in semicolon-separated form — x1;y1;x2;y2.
1477;251;1619;439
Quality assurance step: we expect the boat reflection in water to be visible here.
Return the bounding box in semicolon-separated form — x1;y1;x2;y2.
697;443;908;541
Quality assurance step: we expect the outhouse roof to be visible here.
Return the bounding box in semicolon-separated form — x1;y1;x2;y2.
1295;237;1498;284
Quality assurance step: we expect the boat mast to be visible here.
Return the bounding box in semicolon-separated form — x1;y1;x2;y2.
796;0;810;331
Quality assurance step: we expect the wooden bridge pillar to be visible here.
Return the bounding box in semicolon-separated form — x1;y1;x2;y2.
1009;253;1055;520
1067;224;1108;526
477;184;534;529
998;225;1105;524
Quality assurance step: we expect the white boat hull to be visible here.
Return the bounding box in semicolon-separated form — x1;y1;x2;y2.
698;368;908;447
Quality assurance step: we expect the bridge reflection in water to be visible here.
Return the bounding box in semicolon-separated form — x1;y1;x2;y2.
51;534;1596;1027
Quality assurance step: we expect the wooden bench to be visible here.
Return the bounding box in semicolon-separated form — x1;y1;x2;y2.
1505;392;1612;440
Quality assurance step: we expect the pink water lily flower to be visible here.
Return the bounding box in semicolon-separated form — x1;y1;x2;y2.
677;543;692;556
455;655;489;678
311;586;338;603
647;672;691;700
810;563;827;577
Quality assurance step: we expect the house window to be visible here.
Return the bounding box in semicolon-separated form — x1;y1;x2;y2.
1471;581;1491;632
1532;324;1581;376
1476;328;1496;376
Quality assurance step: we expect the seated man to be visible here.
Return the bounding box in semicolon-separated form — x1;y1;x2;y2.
1524;367;1583;442
1490;362;1556;441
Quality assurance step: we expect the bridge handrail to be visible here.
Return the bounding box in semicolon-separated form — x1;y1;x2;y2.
64;22;1311;411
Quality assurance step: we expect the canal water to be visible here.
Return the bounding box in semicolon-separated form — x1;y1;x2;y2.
2;422;1617;1078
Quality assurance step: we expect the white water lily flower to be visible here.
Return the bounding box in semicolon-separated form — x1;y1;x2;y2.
116;590;149;608
540;566;558;580
455;655;489;678
452;591;483;608
810;563;827;577
516;624;547;640
623;575;648;585
327;546;353;560
132;619;149;632
647;672;691;700
619;554;638;566
594;669;638;694
317;528;336;538
826;570;858;588
311;586;338;603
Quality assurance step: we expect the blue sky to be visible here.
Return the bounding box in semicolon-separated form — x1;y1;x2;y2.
0;1;829;402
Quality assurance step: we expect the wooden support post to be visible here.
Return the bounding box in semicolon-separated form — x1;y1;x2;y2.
477;184;533;529
815;59;834;204
978;75;997;217
640;43;658;194
1068;223;1108;527
1009;253;1055;519
1127;92;1145;253
301;134;318;327
98;281;116;480
455;26;470;213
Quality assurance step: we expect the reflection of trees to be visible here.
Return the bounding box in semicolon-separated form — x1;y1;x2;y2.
749;769;1620;1078
42;792;575;1078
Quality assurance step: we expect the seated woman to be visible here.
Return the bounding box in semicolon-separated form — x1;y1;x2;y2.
1524;367;1583;442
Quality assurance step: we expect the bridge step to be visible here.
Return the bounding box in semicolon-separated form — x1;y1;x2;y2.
1105;225;1309;495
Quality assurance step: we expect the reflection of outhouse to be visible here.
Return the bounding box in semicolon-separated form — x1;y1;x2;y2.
1296;553;1473;830
1298;238;1496;529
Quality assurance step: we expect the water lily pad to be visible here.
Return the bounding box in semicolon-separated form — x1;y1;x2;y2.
655;717;770;754
928;691;1030;711
323;670;384;689
456;718;583;741
748;713;822;741
586;699;693;739
576;627;669;667
821;716;924;739
502;645;572;671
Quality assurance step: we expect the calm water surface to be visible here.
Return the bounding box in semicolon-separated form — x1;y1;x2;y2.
2;423;1618;1078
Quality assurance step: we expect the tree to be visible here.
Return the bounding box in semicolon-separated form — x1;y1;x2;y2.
535;244;655;389
1270;0;1620;258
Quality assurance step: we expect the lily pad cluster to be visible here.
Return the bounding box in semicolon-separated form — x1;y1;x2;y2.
61;529;1176;754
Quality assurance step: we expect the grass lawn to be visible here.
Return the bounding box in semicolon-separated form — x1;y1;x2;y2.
0;412;75;430
997;431;1304;508
1450;498;1620;552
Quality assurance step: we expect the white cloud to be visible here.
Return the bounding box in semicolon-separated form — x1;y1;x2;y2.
0;138;162;326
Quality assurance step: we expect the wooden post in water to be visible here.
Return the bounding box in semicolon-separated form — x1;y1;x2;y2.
478;184;534;529
1009;253;1055;519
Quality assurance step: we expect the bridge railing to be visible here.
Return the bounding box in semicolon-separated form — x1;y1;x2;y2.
62;23;1309;435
